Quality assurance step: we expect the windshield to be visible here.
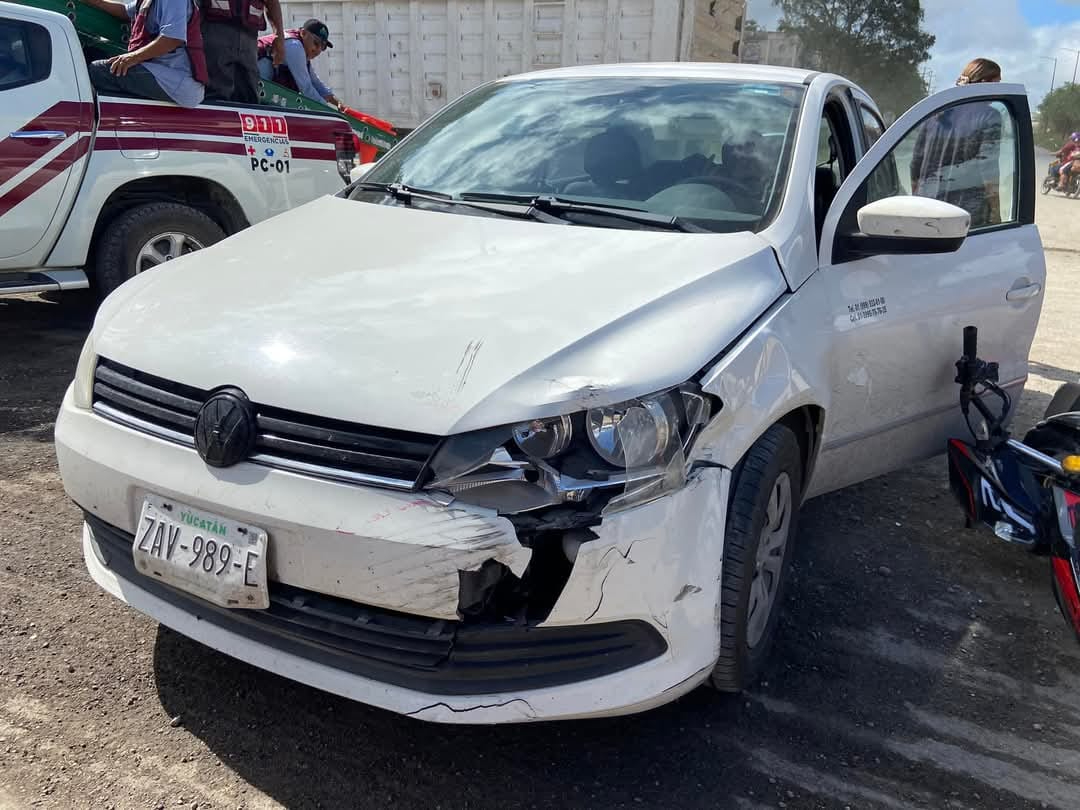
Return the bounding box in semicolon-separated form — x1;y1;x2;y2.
354;78;805;233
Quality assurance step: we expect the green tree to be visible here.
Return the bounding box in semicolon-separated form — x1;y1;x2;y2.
1036;83;1080;149
774;0;935;118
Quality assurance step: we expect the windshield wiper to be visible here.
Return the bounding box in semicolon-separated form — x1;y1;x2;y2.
528;195;708;233
461;193;706;232
352;181;452;201
353;185;699;230
352;182;565;223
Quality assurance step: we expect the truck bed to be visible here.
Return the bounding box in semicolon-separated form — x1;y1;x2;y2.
11;0;398;157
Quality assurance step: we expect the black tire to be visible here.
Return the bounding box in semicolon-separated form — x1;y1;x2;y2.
1046;383;1080;419
1044;179;1054;195
709;423;803;692
94;202;225;297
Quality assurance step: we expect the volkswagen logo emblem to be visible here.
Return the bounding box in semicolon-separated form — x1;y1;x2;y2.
194;388;257;468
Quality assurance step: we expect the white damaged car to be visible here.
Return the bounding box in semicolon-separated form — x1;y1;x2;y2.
55;64;1045;723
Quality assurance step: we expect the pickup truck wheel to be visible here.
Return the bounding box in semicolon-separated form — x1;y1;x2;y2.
95;203;225;296
708;423;802;692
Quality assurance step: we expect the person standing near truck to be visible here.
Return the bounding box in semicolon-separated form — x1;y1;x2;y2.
910;58;1003;228
82;0;207;108
256;18;341;108
200;0;285;103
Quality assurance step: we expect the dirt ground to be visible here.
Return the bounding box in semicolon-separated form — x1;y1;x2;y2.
2;186;1080;809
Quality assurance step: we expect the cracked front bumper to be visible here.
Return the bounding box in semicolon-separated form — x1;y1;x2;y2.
56;388;730;722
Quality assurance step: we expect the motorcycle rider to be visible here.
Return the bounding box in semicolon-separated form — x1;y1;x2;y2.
1055;133;1080;191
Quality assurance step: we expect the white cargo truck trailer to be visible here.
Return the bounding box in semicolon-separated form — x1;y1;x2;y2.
277;0;747;128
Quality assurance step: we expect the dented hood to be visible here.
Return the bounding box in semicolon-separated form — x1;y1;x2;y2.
94;196;787;434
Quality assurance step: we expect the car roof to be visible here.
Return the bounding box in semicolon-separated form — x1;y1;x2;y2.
500;62;817;85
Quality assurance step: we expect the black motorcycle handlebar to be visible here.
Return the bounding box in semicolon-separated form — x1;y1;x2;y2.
963;325;978;364
956;325;1008;447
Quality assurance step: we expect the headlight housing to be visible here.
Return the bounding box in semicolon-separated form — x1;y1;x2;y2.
72;335;97;409
587;398;675;468
512;415;572;459
427;384;714;515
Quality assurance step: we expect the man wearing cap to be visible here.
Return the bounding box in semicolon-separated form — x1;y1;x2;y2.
257;19;341;108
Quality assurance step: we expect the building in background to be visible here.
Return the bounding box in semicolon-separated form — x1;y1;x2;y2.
739;30;803;68
687;0;747;62
276;0;748;129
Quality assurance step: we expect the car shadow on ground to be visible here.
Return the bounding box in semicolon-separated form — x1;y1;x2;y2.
152;387;1080;810
1029;360;1080;386
0;290;96;331
0;293;95;441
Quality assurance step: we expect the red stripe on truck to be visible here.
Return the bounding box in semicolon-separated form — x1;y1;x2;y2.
0;101;342;216
289;146;335;160
98;101;351;145
99;102;240;138
94;137;332;161
0;101;93;187
0;136;90;218
94;136;246;157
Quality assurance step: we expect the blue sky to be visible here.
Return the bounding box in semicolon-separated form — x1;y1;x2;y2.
1020;0;1080;27
745;0;1080;107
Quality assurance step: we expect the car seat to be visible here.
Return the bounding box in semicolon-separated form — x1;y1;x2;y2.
814;135;841;240
562;127;644;199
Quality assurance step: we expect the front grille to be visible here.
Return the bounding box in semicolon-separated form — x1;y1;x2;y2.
87;514;667;694
92;357;439;490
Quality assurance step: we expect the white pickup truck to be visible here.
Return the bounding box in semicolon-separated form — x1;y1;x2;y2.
0;1;355;296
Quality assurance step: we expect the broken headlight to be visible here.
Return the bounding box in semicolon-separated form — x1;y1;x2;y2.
587;397;675;468
513;415;572;459
427;384;714;515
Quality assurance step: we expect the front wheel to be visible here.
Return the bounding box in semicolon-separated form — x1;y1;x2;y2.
94;202;225;297
708;423;803;692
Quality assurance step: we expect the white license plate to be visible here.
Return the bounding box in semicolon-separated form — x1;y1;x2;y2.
133;496;269;609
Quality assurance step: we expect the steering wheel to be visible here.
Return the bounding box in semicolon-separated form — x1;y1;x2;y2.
677;174;753;195
670;175;760;209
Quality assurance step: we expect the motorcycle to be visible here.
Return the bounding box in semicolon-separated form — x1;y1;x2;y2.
947;326;1080;641
1043;160;1080;197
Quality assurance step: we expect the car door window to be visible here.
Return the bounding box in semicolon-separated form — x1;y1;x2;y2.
859;105;885;148
814;104;852;240
856;100;1019;230
816;116;842;188
0;18;51;91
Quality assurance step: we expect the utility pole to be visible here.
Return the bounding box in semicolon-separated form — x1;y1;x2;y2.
1062;47;1080;84
1042;56;1058;93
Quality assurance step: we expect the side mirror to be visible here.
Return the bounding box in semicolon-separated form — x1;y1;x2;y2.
350;162;377;183
836;196;971;262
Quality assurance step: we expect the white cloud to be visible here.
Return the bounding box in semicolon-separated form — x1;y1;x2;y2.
922;0;1080;109
744;0;1080;111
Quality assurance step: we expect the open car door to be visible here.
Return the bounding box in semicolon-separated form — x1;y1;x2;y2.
809;83;1043;496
